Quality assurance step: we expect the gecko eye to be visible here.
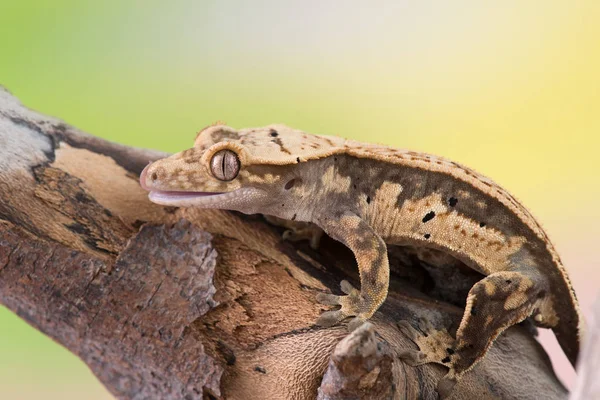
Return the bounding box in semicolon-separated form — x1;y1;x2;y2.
210;149;240;181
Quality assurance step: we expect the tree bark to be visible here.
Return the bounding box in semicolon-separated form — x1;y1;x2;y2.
0;86;570;399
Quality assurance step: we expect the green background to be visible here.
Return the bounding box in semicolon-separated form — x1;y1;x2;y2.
1;1;598;398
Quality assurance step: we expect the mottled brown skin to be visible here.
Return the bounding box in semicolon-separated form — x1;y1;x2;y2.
140;124;582;398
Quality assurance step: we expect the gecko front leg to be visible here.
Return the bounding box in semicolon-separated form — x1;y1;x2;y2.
315;211;390;331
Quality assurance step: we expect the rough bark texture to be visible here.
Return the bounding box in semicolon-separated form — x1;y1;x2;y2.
0;86;571;399
317;322;394;400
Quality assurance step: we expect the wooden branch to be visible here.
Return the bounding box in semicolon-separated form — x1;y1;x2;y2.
317;322;394;399
0;85;570;399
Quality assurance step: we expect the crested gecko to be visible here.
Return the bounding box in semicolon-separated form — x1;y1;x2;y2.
140;124;582;397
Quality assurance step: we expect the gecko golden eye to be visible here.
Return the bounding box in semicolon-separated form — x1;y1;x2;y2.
210;149;240;181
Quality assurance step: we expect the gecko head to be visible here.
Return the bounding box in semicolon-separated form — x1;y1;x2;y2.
140;123;344;214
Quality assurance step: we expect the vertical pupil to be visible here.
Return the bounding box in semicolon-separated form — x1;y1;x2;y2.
221;152;227;177
212;150;238;180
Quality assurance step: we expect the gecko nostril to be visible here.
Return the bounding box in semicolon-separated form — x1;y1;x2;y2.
151;172;158;181
285;179;296;190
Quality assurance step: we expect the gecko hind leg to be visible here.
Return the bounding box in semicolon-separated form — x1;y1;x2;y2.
447;269;543;392
401;269;543;398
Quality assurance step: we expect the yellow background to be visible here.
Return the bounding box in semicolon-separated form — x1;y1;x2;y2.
1;1;598;398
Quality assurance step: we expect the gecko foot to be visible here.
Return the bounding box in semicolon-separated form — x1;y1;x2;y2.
398;319;459;398
316;280;369;331
282;225;323;250
263;215;323;250
397;319;456;367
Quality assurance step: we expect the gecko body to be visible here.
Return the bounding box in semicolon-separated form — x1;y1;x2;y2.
140;124;582;397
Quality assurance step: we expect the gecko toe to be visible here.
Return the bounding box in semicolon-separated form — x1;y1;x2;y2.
316;292;342;306
340;280;358;295
316;280;372;328
398;349;428;366
309;231;322;250
347;316;367;331
397;320;420;341
398;321;431;366
417;317;435;333
316;310;346;327
437;374;458;399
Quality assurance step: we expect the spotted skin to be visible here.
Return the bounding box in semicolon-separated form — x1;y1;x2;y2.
141;124;582;398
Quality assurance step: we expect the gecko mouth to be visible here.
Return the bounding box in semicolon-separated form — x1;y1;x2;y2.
147;188;264;209
148;189;224;202
139;164;252;207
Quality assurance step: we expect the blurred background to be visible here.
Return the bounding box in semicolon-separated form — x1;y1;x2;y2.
1;1;598;398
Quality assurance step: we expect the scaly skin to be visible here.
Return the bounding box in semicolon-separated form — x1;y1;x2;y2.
140;124;582;398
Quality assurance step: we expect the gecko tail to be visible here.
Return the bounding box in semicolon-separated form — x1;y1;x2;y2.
548;287;583;368
552;322;580;367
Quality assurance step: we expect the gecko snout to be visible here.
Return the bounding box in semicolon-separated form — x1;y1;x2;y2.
139;163;155;191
